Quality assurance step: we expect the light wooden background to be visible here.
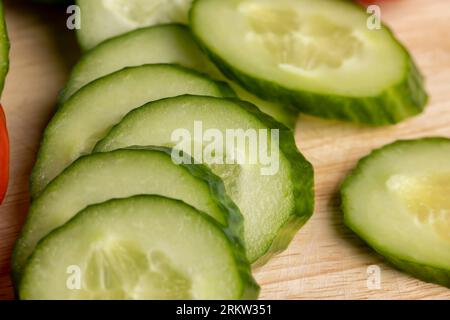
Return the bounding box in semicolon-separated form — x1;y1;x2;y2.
0;0;449;300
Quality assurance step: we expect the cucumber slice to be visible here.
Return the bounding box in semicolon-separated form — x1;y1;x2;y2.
14;147;243;282
19;195;259;300
341;138;450;287
62;25;214;101
63;24;297;127
190;0;428;125
76;0;193;50
95;95;314;264
30;64;234;197
0;1;9;96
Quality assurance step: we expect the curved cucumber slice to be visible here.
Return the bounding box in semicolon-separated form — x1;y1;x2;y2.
63;24;297;127
19;195;259;300
14;147;243;281
30;64;234;197
0;1;9;96
190;0;428;125
62;24;215;101
76;0;193;50
341;138;450;287
95;95;314;264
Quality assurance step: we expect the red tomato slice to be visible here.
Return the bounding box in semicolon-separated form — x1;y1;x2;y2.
0;104;9;204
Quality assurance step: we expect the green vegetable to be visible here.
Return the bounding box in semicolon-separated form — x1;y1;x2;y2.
190;0;428;125
19;195;259;299
0;0;9;96
14;147;243;281
76;0;194;50
30;64;234;197
32;0;72;4
95;95;314;264
342;138;450;288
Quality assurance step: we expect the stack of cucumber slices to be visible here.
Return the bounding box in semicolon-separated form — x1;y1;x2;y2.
0;0;7;95
15;0;318;299
15;0;448;300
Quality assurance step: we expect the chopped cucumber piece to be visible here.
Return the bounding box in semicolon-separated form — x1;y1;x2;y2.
76;0;193;50
190;0;428;125
19;196;259;300
0;1;9;96
30;64;234;197
342;138;450;287
63;24;297;127
14;148;243;281
95;95;314;264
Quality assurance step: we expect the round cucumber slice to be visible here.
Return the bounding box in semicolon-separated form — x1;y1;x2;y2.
14;147;243;282
342;138;450;288
190;0;428;125
0;1;9;96
95;95;314;264
30;64;234;197
19;195;259;300
76;0;193;50
63;24;297;127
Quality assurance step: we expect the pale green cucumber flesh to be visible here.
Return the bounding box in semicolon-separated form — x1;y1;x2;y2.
341;138;450;287
76;0;193;50
230;82;298;129
64;24;297;127
0;1;9;96
15;147;243;282
190;0;428;125
19;196;259;300
95;95;314;264
30;64;234;197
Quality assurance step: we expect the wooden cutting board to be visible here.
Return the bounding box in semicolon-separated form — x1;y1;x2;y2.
0;0;449;300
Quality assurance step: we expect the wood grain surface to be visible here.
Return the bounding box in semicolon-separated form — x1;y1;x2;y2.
0;0;449;300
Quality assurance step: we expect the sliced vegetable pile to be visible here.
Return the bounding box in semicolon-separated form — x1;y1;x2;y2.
15;0;443;300
0;0;9;205
31;64;235;196
14;147;244;280
342;138;450;288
